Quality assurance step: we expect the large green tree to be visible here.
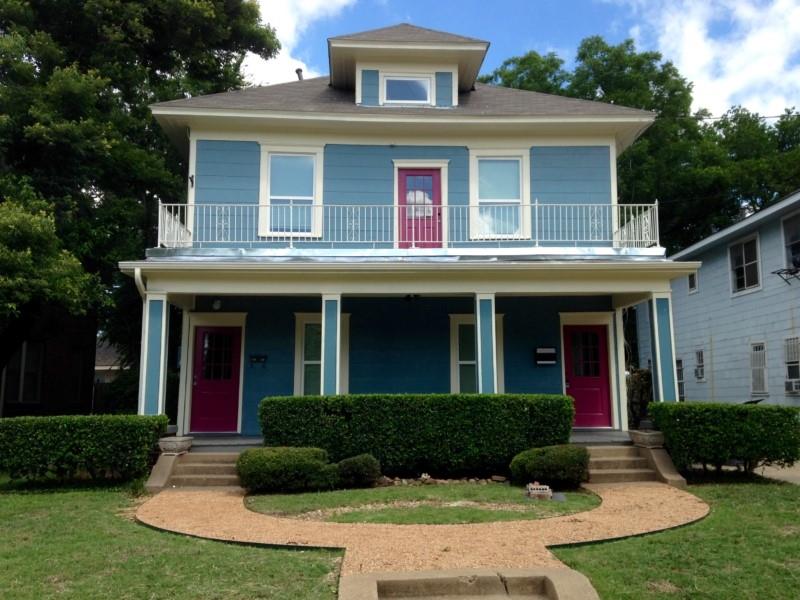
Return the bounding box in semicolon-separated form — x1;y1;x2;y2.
481;37;800;253
0;0;279;369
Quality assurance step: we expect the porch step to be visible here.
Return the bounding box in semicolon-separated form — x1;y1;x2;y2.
589;457;649;470
168;474;241;487
585;446;640;459
588;468;658;484
182;452;242;463
172;462;238;476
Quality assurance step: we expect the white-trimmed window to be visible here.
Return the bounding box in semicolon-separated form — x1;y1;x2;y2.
449;314;504;393
676;359;686;401
293;313;349;395
729;236;760;294
785;337;800;384
383;75;431;104
694;349;705;381
687;272;698;294
784;213;800;268
470;151;530;240
750;342;768;395
259;148;323;238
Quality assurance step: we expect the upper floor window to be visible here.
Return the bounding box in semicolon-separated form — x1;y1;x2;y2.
259;148;323;238
784;213;800;268
687;272;698;293
729;236;760;294
472;155;529;239
384;76;431;104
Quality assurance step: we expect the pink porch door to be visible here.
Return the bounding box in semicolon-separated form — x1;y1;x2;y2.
190;326;242;433
398;168;442;248
563;324;612;427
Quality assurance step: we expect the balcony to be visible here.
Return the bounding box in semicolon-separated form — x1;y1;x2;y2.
156;201;660;255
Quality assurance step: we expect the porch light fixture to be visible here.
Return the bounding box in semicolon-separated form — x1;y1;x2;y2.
211;299;222;311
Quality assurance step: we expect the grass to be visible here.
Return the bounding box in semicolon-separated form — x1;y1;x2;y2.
554;474;800;600
0;479;341;600
246;483;600;524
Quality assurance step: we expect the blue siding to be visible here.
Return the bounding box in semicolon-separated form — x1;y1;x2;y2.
361;70;379;106
656;297;677;401
195;140;260;204
476;297;496;392
435;72;453;107
322;297;340;394
143;299;164;415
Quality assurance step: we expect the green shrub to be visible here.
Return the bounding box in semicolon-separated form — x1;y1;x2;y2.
337;453;381;488
509;444;589;489
258;394;574;477
236;447;338;492
650;402;800;472
0;415;168;481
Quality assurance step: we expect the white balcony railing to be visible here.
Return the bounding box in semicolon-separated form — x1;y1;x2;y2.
157;201;659;250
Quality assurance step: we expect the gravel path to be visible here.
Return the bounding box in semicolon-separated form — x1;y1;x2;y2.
136;482;708;575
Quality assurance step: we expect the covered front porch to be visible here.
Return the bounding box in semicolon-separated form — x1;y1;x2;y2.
126;259;691;437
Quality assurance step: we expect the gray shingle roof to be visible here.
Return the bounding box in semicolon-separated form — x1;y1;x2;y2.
152;77;654;119
329;23;488;45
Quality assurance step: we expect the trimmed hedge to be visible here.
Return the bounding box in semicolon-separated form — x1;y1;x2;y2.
337;453;381;489
650;402;800;472
259;394;574;476
0;415;168;481
509;445;589;489
236;447;339;492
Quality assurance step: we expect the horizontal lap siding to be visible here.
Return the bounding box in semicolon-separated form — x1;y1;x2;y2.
671;218;800;405
195;140;260;204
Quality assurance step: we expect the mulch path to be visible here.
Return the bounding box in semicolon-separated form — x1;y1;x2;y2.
136;482;709;575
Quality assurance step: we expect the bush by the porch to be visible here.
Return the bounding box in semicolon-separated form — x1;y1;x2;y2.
650;402;800;472
236;447;339;492
509;445;589;489
337;453;382;489
0;414;168;481
258;394;574;477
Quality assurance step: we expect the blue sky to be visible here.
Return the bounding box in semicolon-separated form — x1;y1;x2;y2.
244;0;800;116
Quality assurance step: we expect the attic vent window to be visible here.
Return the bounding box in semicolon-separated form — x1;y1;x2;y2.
384;76;431;104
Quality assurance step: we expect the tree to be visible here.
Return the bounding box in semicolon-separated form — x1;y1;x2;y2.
0;1;280;369
480;51;569;94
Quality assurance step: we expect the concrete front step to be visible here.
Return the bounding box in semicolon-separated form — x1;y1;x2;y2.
168;474;241;487
589;457;649;470
173;463;237;476
588;468;658;483
585;446;640;459
181;452;241;464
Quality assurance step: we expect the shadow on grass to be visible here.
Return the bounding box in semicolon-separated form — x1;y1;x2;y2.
0;473;145;496
682;468;790;486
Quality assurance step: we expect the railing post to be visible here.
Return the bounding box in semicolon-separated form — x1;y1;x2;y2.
534;199;539;247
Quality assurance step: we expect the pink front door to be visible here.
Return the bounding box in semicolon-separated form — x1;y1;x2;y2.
190;326;241;432
563;325;612;427
398;168;442;248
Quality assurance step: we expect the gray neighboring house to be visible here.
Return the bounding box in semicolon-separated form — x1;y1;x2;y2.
637;190;800;405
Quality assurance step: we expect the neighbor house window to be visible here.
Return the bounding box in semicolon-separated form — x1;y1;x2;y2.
785;337;800;382
473;157;526;238
293;313;349;395
259;149;322;237
384;76;431;104
676;359;686;401
0;341;44;406
729;237;760;293
750;342;768;395
449;314;504;393
694;349;705;381
688;272;698;293
784;213;800;268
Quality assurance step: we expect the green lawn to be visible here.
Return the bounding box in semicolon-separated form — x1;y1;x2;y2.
0;481;341;600
554;475;800;600
246;483;600;524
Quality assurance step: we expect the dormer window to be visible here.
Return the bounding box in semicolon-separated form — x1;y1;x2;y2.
384;75;432;104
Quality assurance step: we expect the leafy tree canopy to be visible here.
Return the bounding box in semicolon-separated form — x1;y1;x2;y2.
481;37;800;253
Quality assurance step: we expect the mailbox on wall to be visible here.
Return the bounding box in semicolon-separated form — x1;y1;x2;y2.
535;347;557;365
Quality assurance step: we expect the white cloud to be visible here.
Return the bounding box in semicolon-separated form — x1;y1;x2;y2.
243;0;357;86
618;0;800;115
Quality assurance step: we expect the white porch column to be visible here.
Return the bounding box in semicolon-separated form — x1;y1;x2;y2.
320;294;342;395
648;292;679;402
138;292;169;415
475;293;498;393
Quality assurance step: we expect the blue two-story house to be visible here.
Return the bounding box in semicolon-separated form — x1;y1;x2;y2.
637;190;800;405
120;24;697;437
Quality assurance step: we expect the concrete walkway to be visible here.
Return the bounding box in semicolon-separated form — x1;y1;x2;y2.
759;464;800;484
136;482;708;576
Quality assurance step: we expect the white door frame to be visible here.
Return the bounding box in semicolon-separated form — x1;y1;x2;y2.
559;312;620;430
392;159;449;249
179;312;247;436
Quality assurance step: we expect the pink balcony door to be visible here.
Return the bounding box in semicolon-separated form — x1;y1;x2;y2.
190;326;241;433
563;325;612;428
398;168;442;248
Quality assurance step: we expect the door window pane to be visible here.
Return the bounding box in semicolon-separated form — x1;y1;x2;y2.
303;323;321;362
303;364;321;396
572;331;600;377
459;364;477;393
458;324;476;362
202;332;233;380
